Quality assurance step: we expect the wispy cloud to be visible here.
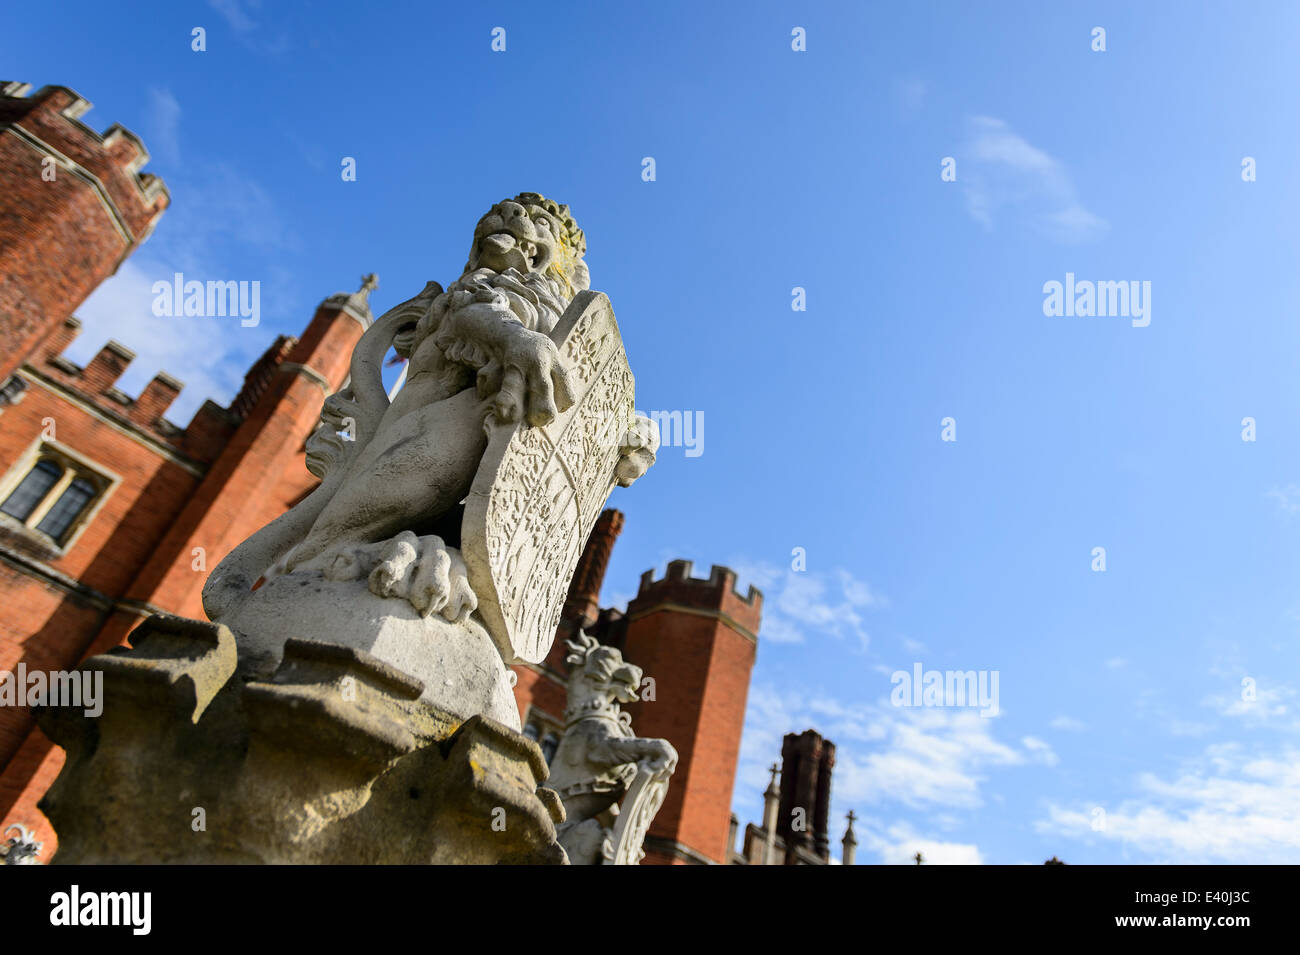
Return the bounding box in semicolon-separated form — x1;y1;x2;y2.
1202;679;1296;726
1037;743;1300;863
960;116;1107;242
67;160;301;423
859;822;983;865
145;88;181;165
208;0;257;33
1049;715;1087;732
1267;484;1300;514
737;684;1043;819
70;260;253;425
206;0;291;54
1022;735;1060;767
728;559;884;650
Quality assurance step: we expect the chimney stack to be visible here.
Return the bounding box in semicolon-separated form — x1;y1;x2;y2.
562;508;625;630
776;729;836;863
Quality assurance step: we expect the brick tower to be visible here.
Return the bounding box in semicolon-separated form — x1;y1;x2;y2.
0;83;168;383
618;560;761;864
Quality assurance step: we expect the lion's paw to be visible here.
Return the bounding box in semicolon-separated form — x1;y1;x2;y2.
366;531;478;623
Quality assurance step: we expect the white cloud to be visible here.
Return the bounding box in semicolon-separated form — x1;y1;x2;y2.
1267;484;1300;514
863;822;983;865
1203;680;1295;726
66;160;301;423
145;88;181;165
1021;735;1060;766
1104;656;1127;669
736;684;1042;823
728;559;884;650
206;0;291;54
208;0;257;32
1049;715;1087;732
1037;743;1300;863
69;260;257;424
960;116;1107;242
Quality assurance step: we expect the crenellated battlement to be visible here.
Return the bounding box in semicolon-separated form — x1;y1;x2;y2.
0;82;170;236
9;316;233;465
630;559;764;636
637;559;762;606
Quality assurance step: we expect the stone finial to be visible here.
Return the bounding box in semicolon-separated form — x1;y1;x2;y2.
322;273;379;327
762;761;781;865
358;272;378;300
841;810;858;866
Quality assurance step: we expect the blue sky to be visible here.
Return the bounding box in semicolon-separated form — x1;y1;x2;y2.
8;0;1300;863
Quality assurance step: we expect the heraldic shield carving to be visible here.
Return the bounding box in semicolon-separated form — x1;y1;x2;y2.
462;290;635;666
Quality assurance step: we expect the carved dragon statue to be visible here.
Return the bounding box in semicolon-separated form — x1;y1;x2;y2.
547;632;677;864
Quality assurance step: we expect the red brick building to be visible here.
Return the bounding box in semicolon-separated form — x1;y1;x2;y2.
0;81;773;865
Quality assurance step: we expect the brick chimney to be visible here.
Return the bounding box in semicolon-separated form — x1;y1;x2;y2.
776;729;836;863
562;508;625;630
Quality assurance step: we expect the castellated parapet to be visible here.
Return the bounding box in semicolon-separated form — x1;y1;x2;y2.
629;559;763;639
0;83;170;384
12;314;304;470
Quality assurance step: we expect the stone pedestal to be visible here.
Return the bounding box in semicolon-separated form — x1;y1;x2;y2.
222;568;521;730
37;613;565;865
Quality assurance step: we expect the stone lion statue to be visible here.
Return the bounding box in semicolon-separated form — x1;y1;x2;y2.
200;194;657;725
548;633;677;864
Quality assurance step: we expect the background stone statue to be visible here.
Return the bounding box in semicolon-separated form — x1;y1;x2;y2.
548;633;677;864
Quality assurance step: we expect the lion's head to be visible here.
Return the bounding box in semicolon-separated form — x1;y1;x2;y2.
565;632;642;713
464;193;589;298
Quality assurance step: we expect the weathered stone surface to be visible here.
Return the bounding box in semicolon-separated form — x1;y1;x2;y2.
38;616;565;864
37;195;664;865
549;633;676;864
202;193;658;720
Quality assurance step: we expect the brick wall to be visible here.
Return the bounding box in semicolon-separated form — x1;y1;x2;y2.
620;561;761;864
0;83;167;383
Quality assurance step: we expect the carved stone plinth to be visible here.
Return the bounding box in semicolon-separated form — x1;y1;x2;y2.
37;614;566;865
223;569;521;729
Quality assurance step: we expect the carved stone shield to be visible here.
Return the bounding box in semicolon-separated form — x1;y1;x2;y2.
462;291;635;666
604;767;670;865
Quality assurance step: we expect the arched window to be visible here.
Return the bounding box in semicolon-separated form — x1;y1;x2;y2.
0;458;63;521
541;732;560;765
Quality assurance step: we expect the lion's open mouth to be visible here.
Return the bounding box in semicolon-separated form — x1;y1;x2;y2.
479;230;550;273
